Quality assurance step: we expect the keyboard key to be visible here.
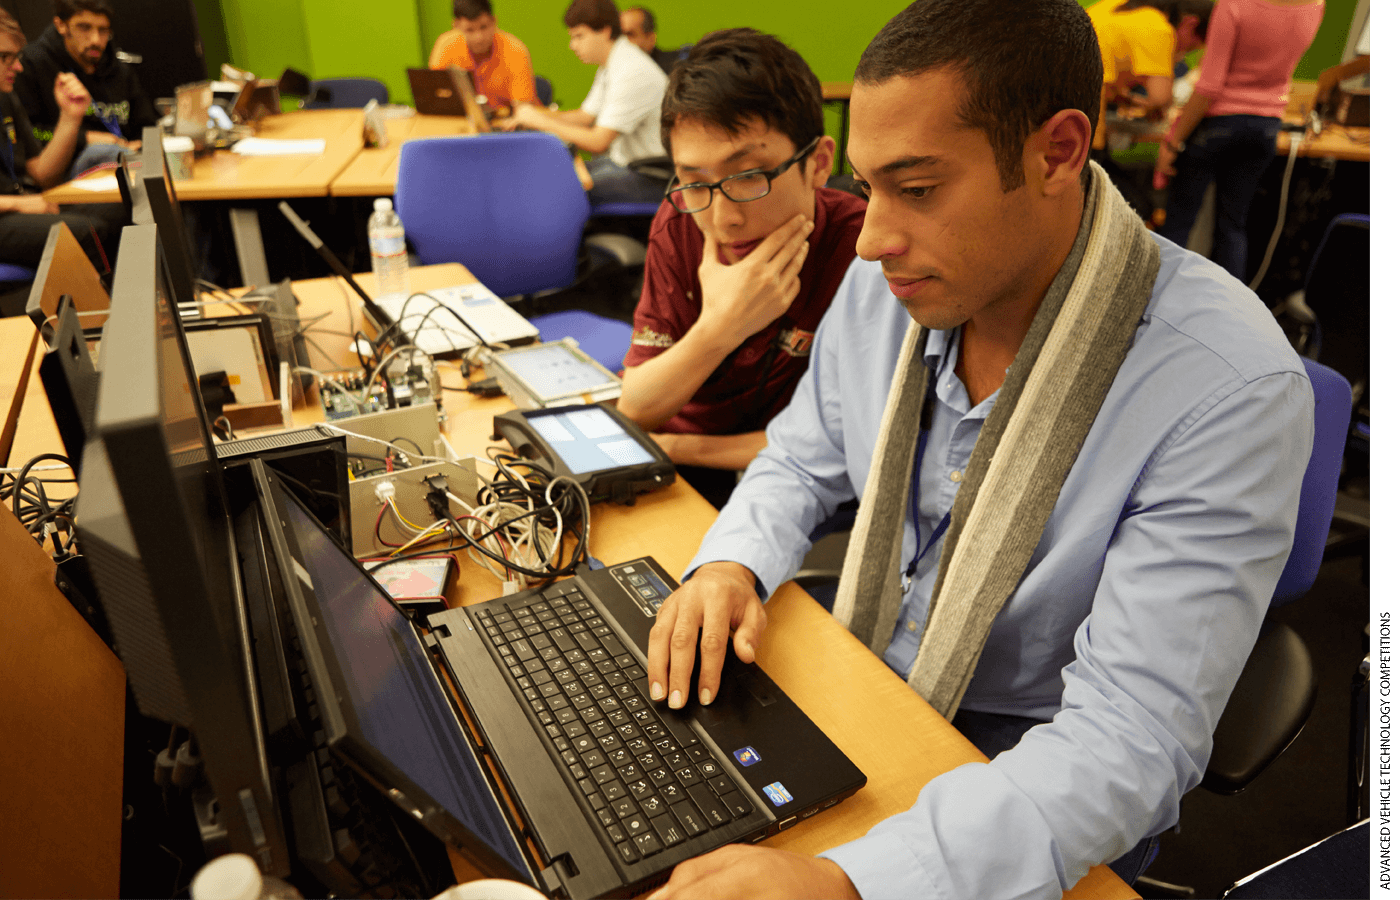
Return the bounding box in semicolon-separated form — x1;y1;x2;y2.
652;812;685;847
588;792;605;811
563;681;585;697
603;782;627;802
697;759;721;779
616;841;638;864
616;723;639;740
633;832;663;858
676;766;701;787
576;632;601;652
589;719;612;738
638;795;665;816
708;774;734;795
565;650;586;664
687;746;710;761
569;764;587;780
573;735;597;752
654;737;677;755
720;791;753;818
611;797;639;818
628;779;656;801
562;749;578;766
580;673;603;688
595;806;617;827
582;749;605;768
607;824;627;844
605;671;627;687
649;767;675;788
564;722;587;739
547;695;569;711
669;799;708;836
580;778;597;796
617;763;641;780
549;628;577;651
600;635;628;658
615;684;637;699
664;750;687;769
547;657;571;674
557;707;578;724
531;671;553;686
591;766;615;784
621;814;649;838
598;697;622;714
568;622;589;635
523;624;543;636
580;707;603;724
608;748;632;766
657;783;685;804
688;785;732;826
524;658;545;673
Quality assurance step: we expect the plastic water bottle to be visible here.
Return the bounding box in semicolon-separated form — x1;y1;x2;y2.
190;853;302;900
369;197;409;297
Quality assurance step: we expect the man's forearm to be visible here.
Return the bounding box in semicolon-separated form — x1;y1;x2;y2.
29;116;82;188
658;431;768;471
618;322;742;430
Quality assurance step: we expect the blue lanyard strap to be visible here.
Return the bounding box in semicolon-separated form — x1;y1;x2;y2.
901;381;954;594
96;108;123;139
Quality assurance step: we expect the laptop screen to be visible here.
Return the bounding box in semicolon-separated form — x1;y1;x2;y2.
278;489;532;878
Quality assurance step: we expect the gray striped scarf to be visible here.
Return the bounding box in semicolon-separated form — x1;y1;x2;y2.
831;162;1160;719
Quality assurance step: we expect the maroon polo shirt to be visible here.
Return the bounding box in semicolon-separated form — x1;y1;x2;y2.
624;186;866;436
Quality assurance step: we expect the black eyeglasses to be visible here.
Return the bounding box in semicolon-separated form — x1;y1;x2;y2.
665;137;820;214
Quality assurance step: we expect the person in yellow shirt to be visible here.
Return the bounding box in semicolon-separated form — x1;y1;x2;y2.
429;0;538;114
1088;0;1212;117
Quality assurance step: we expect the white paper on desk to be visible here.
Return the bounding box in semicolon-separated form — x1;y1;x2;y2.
231;137;326;156
69;173;120;192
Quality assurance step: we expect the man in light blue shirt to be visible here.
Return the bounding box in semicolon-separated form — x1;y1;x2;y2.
646;1;1313;898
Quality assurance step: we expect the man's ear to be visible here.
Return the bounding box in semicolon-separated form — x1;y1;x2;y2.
807;135;837;189
53;15;65;33
1031;109;1091;197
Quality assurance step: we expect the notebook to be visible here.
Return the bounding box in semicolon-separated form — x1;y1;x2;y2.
251;463;866;898
370;282;540;355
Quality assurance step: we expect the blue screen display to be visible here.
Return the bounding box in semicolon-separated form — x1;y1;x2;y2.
280;494;532;879
525;407;655;475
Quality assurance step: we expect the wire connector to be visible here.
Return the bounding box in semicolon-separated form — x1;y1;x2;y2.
374;480;397;505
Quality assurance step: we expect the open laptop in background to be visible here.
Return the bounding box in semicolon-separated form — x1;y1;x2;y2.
251;464;867;898
406;67;493;134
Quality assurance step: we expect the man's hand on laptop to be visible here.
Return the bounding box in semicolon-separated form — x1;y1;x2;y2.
651;845;861;900
695;214;812;345
647;561;766;708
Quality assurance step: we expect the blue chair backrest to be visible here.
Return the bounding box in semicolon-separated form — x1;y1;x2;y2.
534;76;554;108
395;133;591;298
1271;358;1351;606
306;78;389;109
0;263;35;283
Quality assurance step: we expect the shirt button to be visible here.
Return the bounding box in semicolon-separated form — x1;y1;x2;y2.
949;470;963;483
906;620;918;633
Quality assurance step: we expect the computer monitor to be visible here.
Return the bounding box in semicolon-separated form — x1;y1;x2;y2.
174;80;213;147
76;223;291;874
140;126;199;306
37;296;99;471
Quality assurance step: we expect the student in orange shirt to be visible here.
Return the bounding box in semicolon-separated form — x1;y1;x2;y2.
429;0;538;114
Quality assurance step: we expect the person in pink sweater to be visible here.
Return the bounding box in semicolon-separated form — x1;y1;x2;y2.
1155;0;1324;281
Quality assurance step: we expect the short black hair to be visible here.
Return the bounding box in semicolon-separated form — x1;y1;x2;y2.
563;0;621;39
1119;0;1215;40
662;28;824;163
626;6;655;34
55;0;114;21
452;0;492;19
855;0;1101;191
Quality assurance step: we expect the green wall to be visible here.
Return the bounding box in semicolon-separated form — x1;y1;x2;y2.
209;0;1360;111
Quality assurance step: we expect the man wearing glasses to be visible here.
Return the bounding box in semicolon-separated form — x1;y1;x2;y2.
616;28;865;509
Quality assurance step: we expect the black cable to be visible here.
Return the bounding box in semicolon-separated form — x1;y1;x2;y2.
387;436;425;456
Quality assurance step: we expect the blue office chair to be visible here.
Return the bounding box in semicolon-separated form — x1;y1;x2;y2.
534;75;554;108
397;133;591;296
303;78;389;109
394;132;638;364
0;263;37;318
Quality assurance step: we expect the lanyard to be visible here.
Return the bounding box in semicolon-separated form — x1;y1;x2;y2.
96;108;123;139
901;377;954;595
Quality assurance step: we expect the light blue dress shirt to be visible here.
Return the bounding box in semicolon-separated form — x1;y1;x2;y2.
686;235;1314;899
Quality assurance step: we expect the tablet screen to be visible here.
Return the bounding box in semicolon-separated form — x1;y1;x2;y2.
525;406;656;474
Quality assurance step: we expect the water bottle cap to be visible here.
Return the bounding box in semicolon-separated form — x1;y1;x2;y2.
374;197;394;212
190;853;262;900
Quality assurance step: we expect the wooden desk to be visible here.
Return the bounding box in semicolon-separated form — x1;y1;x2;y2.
282;265;1134;899
330;113;474;197
1112;80;1370;164
2;264;1132;898
45;109;370;206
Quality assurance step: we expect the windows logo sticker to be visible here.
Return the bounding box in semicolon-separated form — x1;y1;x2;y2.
762;782;793;806
733;746;761;767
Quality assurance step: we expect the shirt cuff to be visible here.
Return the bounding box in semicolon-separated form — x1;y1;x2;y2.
821;829;948;900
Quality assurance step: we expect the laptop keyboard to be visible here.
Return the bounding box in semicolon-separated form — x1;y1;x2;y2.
471;580;757;865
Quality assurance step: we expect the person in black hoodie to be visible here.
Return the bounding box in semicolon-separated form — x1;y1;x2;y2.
14;0;157;177
0;7;120;272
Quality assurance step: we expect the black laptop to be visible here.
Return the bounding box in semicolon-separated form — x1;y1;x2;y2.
251;462;866;898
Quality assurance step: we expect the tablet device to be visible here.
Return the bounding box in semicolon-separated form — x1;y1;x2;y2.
484;339;622;408
491;403;675;504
